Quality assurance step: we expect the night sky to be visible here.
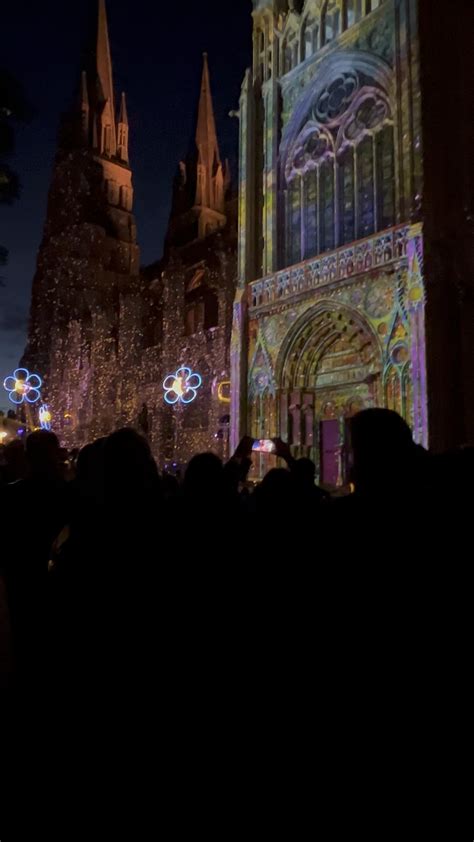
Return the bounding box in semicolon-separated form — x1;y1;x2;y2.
0;0;252;410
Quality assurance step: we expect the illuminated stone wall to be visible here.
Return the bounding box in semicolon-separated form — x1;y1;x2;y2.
141;210;237;468
232;0;431;474
22;9;238;464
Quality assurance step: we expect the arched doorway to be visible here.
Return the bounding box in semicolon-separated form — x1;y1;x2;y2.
275;301;382;485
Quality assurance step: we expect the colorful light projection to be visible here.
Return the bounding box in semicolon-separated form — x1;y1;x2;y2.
3;368;42;405
39;405;52;431
217;381;231;404
163;367;202;405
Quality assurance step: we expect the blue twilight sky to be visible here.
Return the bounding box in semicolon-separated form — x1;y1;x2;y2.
0;0;252;411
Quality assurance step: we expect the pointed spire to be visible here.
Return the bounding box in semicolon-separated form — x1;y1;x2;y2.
117;92;129;164
195;53;222;211
96;0;115;109
96;0;116;156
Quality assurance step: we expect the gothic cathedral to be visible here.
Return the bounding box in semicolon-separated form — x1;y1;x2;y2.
23;0;474;474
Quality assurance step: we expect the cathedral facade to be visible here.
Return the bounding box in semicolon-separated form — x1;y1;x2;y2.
22;0;474;473
23;2;236;466
231;0;474;482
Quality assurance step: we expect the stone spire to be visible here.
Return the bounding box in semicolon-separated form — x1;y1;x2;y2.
194;53;224;214
95;0;116;156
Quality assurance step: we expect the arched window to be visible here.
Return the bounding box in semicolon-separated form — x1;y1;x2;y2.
346;0;363;27
319;159;335;252
286;178;302;265
304;169;318;258
376;124;395;231
357;136;375;238
338;146;355;244
322;2;340;45
283;31;298;73
303;18;319;59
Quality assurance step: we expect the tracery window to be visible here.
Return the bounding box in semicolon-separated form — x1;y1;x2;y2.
286;177;302;264
338;146;355;244
282;60;395;268
304;169;318;258
320;159;335;252
357;135;375;238
376;124;395;231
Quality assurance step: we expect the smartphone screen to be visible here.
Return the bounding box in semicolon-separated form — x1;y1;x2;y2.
252;439;276;454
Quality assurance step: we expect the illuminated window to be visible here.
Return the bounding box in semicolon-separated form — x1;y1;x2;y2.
338;146;355;244
283;32;298;73
346;0;363;26
376;124;395;230
357;136;375;238
304;22;319;58
322;4;340;45
286;178;302;266
319;159;335;252
304;170;318;258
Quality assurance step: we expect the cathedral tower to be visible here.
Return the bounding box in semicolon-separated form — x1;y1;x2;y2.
166;54;229;250
141;54;237;466
23;0;140;445
194;54;227;237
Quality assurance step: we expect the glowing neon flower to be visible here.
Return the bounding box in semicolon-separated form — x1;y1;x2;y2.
39;405;52;431
163;367;202;405
3;368;42;405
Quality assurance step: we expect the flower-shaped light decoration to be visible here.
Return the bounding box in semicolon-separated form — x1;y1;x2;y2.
3;368;42;405
39;404;52;431
163;367;202;405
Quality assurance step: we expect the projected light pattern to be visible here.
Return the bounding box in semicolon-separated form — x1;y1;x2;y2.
3;368;42;405
39;405;52;431
163;367;202;405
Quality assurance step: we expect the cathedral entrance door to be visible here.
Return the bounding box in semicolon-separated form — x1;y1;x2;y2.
319;419;340;487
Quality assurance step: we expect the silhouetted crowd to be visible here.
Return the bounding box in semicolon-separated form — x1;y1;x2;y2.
0;408;471;694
